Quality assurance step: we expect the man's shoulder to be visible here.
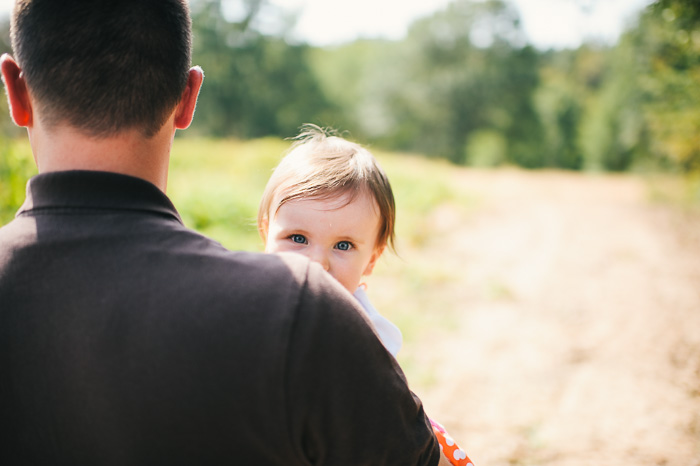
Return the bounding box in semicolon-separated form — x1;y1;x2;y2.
152;230;316;299
170;229;309;276
200;247;313;291
0;216;37;264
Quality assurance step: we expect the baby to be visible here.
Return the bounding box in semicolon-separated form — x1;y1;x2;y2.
257;125;473;466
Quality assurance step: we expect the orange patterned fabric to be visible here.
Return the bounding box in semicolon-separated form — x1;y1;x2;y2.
430;419;474;466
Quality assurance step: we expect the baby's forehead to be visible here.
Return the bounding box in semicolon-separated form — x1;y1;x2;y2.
274;186;380;212
273;190;386;249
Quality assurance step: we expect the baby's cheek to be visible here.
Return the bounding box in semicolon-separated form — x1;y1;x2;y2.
267;240;290;254
338;268;363;295
264;242;279;253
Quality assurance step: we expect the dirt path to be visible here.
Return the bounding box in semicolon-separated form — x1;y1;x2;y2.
375;169;700;465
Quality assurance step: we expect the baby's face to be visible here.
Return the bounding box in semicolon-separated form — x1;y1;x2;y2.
264;191;383;294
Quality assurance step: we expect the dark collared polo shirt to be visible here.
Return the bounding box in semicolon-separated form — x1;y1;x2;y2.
0;171;438;465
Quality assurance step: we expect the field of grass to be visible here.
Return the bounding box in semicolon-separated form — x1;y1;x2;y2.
0;136;482;255
168;137;288;252
168;137;481;255
0;139;35;224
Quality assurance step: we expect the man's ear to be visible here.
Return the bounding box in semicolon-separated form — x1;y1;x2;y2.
362;245;385;277
174;66;204;130
1;54;32;127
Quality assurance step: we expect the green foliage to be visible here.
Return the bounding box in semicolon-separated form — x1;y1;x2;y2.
188;0;337;139
0;135;482;248
0;139;35;226
0;0;699;175
627;0;700;173
168;137;288;251
537;46;614;171
181;0;700;174
377;151;479;247
308;39;402;140
377;0;544;166
170;139;480;252
464;130;507;167
169;139;482;253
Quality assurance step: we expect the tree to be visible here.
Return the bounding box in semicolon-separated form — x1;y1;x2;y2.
623;0;700;172
377;0;544;166
188;0;337;138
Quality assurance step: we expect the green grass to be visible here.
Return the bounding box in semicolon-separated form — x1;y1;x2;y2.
0;136;480;247
168;137;289;251
644;171;700;210
168;139;481;254
374;150;480;248
0;139;35;225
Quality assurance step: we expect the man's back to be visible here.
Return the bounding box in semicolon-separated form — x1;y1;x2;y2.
0;171;438;464
0;1;440;463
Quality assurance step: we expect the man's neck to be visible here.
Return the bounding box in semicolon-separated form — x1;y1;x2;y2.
30;122;175;193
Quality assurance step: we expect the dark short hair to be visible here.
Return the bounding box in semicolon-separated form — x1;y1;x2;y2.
11;0;192;137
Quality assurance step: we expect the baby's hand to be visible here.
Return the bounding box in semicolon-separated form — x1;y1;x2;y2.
431;419;474;466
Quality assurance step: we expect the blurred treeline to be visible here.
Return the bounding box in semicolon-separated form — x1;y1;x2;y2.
189;0;699;173
0;0;698;174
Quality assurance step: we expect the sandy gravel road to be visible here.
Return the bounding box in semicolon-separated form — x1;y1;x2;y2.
372;169;700;465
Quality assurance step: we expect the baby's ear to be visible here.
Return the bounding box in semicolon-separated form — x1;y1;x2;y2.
258;217;269;244
362;245;385;276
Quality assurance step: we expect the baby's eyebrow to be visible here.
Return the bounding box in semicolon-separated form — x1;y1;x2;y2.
337;235;365;245
276;227;308;236
287;229;309;235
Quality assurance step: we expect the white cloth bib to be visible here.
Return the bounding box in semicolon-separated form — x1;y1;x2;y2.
353;286;403;357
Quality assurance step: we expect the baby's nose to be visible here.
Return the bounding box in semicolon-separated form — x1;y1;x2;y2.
309;249;330;272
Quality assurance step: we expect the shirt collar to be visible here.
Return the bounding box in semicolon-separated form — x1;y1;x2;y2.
17;170;183;224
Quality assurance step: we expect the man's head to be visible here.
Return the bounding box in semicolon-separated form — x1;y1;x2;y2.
10;0;192;138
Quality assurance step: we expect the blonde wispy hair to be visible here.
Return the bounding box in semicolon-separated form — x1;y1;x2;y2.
258;124;396;252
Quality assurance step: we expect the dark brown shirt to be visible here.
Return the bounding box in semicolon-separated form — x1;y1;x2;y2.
0;170;438;465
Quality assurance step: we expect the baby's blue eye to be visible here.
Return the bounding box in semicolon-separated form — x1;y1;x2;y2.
290;234;307;244
336;241;352;251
